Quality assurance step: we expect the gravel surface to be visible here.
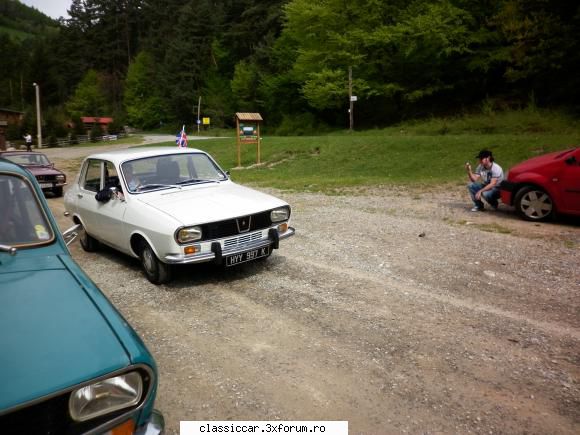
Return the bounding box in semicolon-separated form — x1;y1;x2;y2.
45;141;580;434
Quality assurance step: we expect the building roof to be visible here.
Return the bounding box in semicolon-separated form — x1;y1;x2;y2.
0;108;24;115
235;113;263;122
81;117;114;124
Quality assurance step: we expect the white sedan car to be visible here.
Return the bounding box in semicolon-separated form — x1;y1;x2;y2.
64;147;295;284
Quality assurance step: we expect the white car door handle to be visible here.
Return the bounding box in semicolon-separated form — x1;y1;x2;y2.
77;193;83;198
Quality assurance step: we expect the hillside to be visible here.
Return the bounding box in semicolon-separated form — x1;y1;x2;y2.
0;0;58;39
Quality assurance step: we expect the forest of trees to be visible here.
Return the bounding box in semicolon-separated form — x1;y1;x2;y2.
1;0;579;138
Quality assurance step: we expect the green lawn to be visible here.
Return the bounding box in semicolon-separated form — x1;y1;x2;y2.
142;110;580;192
147;134;577;191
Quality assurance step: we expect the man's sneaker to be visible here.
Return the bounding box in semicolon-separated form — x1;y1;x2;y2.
471;206;484;212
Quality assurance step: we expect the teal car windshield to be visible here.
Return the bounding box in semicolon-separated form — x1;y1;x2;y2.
0;174;54;246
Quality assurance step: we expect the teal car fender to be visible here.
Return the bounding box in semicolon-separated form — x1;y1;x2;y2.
0;160;163;434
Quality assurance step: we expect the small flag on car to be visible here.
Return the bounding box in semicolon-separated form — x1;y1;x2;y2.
176;125;188;147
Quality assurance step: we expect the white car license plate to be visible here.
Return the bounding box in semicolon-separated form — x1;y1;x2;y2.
40;183;53;188
225;246;270;267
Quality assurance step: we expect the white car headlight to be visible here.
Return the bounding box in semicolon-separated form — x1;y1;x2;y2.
69;371;143;422
177;226;202;243
270;206;290;223
56;174;66;182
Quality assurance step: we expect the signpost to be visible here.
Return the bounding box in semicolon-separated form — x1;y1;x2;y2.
348;66;354;131
196;96;202;134
235;113;263;167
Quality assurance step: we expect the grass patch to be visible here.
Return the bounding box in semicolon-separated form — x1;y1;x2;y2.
0;25;31;40
137;109;579;192
563;240;576;249
59;157;85;174
474;223;512;234
375;108;580;136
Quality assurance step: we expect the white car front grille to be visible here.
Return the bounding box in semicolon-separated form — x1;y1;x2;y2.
223;231;264;249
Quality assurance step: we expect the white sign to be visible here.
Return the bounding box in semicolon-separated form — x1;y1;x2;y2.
350;95;358;101
181;421;348;434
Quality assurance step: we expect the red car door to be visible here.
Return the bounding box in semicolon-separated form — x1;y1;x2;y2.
558;148;580;214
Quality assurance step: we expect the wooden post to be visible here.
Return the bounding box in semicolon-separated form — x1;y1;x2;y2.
236;117;241;167
256;123;261;164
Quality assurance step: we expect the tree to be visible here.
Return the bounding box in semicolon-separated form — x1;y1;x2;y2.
163;0;224;123
282;0;479;121
124;51;168;129
490;0;580;104
231;59;260;111
66;70;109;118
0;34;24;109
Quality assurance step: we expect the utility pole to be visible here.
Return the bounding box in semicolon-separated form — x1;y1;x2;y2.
348;66;354;131
33;82;42;148
197;96;201;134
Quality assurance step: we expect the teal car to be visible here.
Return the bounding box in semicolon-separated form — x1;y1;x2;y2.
0;158;164;434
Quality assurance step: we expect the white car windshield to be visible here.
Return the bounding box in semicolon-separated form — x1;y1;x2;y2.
121;153;227;192
0;174;54;246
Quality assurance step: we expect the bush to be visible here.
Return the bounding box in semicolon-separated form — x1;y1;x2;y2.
71;115;86;136
6;123;22;141
90;123;104;142
47;135;58;147
274;113;326;136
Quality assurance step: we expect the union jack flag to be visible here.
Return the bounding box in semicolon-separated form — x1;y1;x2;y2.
176;125;188;147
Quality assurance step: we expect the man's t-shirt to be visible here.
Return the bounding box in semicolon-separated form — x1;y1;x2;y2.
476;162;504;186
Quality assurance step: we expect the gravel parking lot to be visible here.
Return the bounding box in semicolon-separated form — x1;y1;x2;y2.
44;141;580;434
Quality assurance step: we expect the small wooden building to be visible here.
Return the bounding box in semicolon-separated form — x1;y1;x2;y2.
235;112;263;167
81;116;114;134
0;108;24;151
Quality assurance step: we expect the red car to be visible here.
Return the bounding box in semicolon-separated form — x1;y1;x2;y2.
500;148;580;221
0;151;66;197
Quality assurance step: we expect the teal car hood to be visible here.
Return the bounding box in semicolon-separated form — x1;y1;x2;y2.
0;255;131;411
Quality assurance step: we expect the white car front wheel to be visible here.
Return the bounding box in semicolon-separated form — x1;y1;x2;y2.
140;241;172;285
79;223;99;252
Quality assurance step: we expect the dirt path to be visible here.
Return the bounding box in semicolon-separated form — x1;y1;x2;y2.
46;142;580;434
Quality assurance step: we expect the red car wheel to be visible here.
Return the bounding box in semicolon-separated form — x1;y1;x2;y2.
514;185;554;221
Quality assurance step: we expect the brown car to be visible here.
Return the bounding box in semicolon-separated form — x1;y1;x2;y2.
0;151;66;197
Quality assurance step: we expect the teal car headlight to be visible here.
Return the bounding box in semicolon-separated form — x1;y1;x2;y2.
270;206;290;223
176;226;202;243
69;371;143;422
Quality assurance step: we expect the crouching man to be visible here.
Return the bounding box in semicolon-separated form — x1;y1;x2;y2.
466;149;504;212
